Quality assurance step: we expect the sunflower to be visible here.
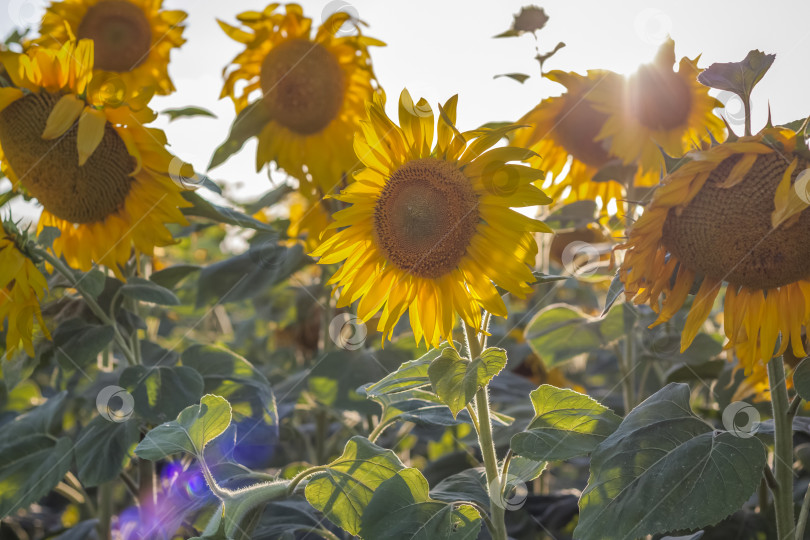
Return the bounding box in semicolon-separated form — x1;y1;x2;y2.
286;192;335;252
312;90;552;348
0;39;191;275
35;0;186;100
619;125;810;375
511;69;647;215
0;229;50;358
591;38;725;179
219;3;384;194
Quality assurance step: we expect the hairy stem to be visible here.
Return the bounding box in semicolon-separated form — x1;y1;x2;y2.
465;321;507;540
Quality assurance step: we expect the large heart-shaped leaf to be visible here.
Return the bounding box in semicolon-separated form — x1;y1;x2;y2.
511;385;621;461
360;468;481;540
575;383;767;540
74;416;139;487
305;436;405;535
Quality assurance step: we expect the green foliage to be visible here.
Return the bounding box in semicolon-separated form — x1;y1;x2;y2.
511;384;621;461
0;392;72;518
428;347;507;417
135;394;232;460
305;436;406;535
360;469;482;540
575;383;768;540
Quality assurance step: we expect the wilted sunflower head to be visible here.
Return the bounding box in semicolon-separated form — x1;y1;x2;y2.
35;0;187;100
219;3;384;193
0;39;191;274
620;125;810;374
312;89;552;347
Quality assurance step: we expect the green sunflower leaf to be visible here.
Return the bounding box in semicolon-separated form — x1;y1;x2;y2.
792;356;810;401
120;276;180;305
510;385;621;462
161;106;217;121
208;100;272;170
120;365;206;425
428;347;507;418
135;394;232;460
575;383;767;540
359;468;482;540
305;436;406;536
697;49;775;99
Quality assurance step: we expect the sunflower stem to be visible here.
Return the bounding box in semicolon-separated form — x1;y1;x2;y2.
465;321;507;540
38;248;137;365
768;356;796;539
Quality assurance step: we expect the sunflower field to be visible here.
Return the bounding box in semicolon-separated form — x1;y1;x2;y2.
2;1;810;539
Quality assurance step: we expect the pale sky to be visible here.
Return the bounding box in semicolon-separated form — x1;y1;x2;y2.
2;0;810;209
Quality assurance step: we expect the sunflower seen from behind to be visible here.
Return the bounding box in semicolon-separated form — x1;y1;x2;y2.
218;3;384;195
591;39;725;179
619;125;810;375
0;39;191;275
511;69;639;216
313;90;552;348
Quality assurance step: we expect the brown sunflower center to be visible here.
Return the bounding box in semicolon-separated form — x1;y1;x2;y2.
373;158;479;279
554;97;611;168
77;0;152;73
260;39;345;135
0;91;135;224
662;152;810;289
629;66;692;131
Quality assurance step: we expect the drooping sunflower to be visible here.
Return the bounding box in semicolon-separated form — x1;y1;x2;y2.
312;90;552;348
0;39;191;274
591;38;725;179
511;69;646;215
219;3;384;194
619;125;810;374
35;0;186;100
0;229;50;358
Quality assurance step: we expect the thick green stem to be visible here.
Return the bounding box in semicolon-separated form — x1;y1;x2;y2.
465;322;507;540
768;357;795;539
97;482;113;540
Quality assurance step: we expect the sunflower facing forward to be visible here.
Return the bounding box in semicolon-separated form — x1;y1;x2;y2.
0;39;191;274
219;3;384;195
35;0;187;100
620;125;810;374
313;90;552;347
